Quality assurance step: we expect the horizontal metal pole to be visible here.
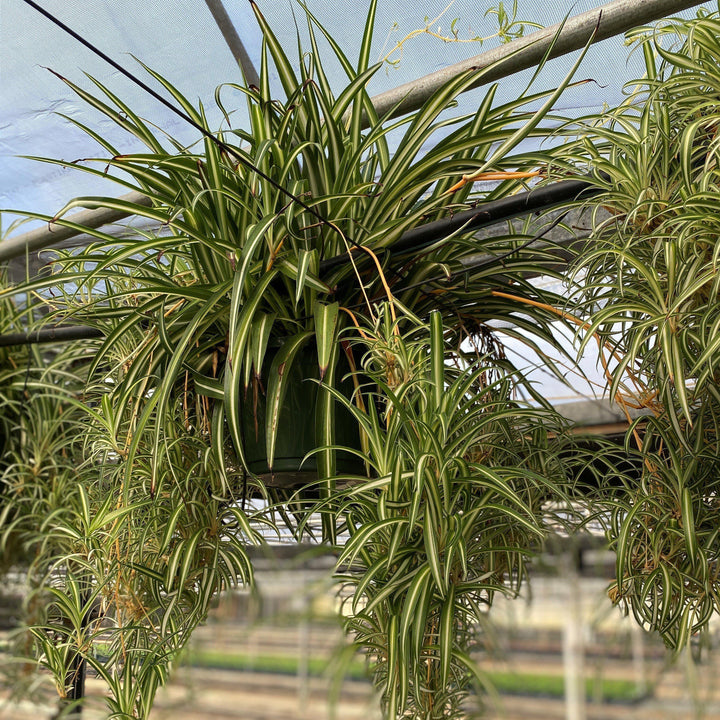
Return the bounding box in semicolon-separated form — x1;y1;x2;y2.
381;178;600;258
0;325;104;347
370;0;704;120
0;193;152;263
1;0;699;263
320;176;600;272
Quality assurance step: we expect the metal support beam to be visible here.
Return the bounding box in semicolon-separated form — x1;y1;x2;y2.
370;0;704;121
0;193;152;263
203;0;260;88
370;179;600;260
319;176;600;273
0;325;103;348
0;0;703;262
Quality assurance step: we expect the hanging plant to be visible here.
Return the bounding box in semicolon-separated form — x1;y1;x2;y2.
17;0;583;531
559;10;720;648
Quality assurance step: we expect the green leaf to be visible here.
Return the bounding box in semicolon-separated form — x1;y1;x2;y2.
680;486;698;567
224;269;279;466
337;517;406;569
295;249;318;306
423;504;446;597
265;331;313;470
440;583;456;687
313;301;339;381
251;313;276;380
399;565;432;660
429;310;444;412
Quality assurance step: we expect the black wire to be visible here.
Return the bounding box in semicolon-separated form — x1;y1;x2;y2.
21;0;360;250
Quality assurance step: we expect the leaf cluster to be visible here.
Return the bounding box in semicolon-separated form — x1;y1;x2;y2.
558;10;720;647
327;308;573;718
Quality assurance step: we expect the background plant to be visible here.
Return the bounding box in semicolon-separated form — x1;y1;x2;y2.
378;0;542;70
556;8;720;648
0;271;260;717
0;318;261;718
0;311;96;713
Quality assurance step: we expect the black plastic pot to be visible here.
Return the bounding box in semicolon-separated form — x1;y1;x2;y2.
240;343;363;487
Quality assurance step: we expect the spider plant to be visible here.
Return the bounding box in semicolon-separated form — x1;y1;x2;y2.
556;9;720;648
323;306;576;718
0;330;95;714
0;253;258;717
12;0;587;542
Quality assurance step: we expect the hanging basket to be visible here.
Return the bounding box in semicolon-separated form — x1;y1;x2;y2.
240;343;363;487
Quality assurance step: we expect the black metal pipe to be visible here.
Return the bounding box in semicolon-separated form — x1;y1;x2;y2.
389;177;599;255
320;176;601;272
0;177;602;347
65;648;87;719
0;325;103;347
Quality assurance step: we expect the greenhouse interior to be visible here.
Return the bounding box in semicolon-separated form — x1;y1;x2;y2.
3;0;720;718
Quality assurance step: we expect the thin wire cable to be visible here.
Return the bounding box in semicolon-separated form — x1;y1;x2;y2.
21;0;360;250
